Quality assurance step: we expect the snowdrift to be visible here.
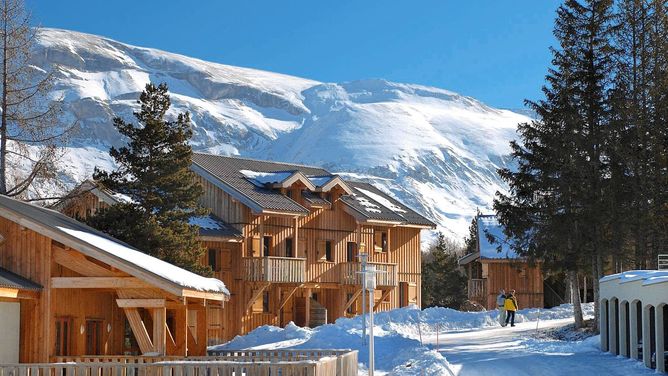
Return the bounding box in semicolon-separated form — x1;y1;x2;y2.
212;303;593;375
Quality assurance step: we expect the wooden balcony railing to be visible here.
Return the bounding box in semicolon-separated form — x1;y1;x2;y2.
242;256;306;283
339;262;398;287
468;278;486;300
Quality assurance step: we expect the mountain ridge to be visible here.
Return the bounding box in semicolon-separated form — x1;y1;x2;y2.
30;27;529;242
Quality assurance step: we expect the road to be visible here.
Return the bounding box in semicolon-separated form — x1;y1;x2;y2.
423;318;658;376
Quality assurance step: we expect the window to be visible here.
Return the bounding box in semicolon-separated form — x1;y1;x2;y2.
208;249;218;271
374;230;388;252
325;241;333;262
263;236;272;257
85;319;103;355
286;190;293;199
262;291;270;313
346;242;357;262
312;292;319;302
286;238;294;258
317;240;334;262
54;317;72;356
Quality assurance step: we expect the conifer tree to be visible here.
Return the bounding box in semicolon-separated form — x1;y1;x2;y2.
421;233;468;309
87;83;210;275
495;0;617;329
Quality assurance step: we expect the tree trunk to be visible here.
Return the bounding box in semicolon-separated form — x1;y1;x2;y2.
569;270;584;329
592;253;603;333
0;5;8;195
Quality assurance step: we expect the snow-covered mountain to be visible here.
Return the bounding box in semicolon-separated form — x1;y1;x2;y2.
33;28;529;241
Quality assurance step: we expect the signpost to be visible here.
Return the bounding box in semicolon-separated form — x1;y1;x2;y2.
358;251;385;376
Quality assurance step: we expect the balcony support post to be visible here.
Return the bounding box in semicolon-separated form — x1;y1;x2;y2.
305;288;312;327
294;216;300;258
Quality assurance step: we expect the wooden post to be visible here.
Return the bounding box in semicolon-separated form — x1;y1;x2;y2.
152;307;167;355
294;217;299;258
259;215;265;256
305;288;312;328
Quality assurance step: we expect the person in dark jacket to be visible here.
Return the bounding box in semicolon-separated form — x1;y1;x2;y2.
504;289;518;327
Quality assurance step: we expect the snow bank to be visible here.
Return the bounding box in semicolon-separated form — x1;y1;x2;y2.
212;303;592;375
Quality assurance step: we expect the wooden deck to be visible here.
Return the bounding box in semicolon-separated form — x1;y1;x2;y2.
242;256;306;283
340;261;398;287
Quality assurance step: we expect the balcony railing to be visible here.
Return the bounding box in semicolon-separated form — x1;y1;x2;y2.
468;278;486;300
339;262;398;287
243;256;306;283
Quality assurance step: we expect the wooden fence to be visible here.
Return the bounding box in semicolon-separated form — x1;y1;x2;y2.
47;349;357;376
242;256;306;283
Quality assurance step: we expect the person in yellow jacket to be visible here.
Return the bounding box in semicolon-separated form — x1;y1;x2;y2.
504;289;518;327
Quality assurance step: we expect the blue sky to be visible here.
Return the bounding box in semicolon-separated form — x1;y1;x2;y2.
30;1;560;109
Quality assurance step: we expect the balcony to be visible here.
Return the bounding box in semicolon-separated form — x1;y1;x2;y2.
339;262;398;287
242;256;306;283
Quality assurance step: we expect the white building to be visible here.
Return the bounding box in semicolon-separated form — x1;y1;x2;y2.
599;270;668;373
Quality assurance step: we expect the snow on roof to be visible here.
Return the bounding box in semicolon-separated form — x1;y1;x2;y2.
240;169;295;186
477;215;518;259
355;187;407;214
57;226;229;294
308;175;334;187
352;193;382;213
600;270;668;286
189;215;221;230
110;192;135;204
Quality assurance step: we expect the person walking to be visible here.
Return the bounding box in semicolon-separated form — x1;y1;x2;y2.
504;289;518;327
496;288;507;327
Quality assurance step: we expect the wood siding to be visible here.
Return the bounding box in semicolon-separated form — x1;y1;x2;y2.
482;261;544;310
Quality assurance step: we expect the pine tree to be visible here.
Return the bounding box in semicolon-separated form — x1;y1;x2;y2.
421;233;468;309
495;0;617;329
462;210;481;255
87;83;210;275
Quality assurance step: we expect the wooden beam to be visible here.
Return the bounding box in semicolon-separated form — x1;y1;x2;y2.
181;289;227;301
343;289;362;313
373;288;393;312
122;308;153;354
152;307;167;355
52;246;124;277
0;287;18;299
51;277;152;289
116;299;165;308
277;286;299;311
245;282;270;312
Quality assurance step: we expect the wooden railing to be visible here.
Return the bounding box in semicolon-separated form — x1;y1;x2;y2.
339;262;398;286
44;350;358;376
242;256;306;283
468;278;486;299
0;361;337;376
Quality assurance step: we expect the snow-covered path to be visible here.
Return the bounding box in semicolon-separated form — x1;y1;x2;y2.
427;318;656;375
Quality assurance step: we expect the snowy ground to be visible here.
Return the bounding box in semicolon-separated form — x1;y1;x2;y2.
211;304;656;375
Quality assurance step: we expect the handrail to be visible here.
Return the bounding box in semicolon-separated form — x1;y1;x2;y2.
242;256;306;283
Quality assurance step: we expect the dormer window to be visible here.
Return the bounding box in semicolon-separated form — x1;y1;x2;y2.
286;190;293;199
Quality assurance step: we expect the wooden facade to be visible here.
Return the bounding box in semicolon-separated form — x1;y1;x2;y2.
0;196;228;363
459;214;545;310
58;156;433;343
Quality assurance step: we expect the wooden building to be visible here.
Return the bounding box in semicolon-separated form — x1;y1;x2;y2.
57;153;435;341
458;214;544;310
0;195;229;363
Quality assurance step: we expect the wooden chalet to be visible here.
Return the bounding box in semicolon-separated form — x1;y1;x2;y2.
458;214;544;310
0;195;229;363
57;153;435;342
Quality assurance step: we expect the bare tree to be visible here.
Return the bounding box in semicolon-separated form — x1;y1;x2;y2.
0;0;70;198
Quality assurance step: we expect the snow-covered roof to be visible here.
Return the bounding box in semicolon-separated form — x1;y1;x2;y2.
477;215;519;260
240;170;295;186
189;214;242;239
600;270;668;287
0;195;229;297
